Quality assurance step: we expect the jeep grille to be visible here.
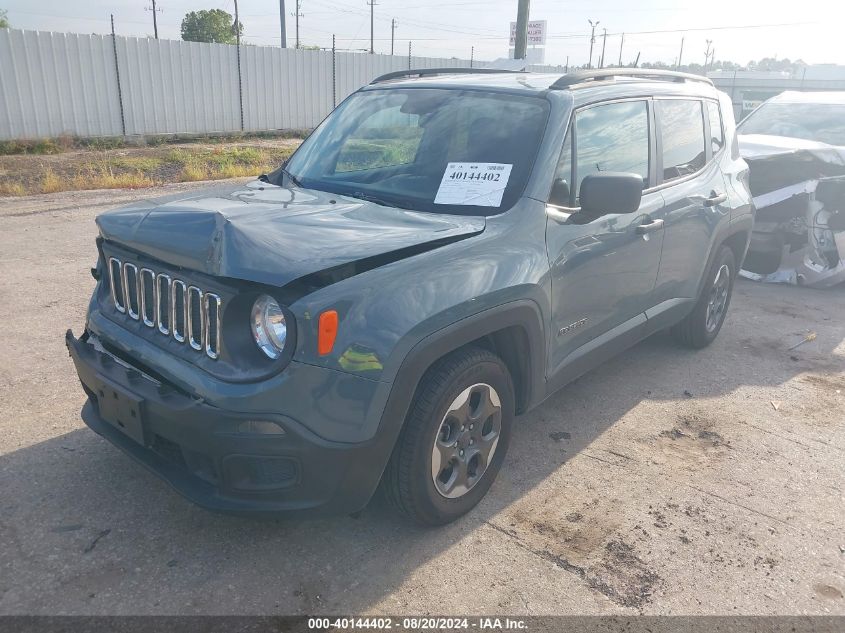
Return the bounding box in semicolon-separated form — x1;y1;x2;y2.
107;257;221;360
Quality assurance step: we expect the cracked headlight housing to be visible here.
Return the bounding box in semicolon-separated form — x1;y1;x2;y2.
251;295;288;359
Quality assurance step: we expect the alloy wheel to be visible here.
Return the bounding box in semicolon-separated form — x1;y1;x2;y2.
705;264;731;333
430;383;502;499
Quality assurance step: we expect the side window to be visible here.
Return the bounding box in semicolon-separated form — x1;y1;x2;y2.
550;130;573;206
335;105;423;173
657;100;706;181
574;101;650;202
706;101;724;154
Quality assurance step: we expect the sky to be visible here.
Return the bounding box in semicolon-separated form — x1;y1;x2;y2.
2;0;843;67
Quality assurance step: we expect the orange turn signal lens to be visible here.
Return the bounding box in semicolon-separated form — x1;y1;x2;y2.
318;310;339;356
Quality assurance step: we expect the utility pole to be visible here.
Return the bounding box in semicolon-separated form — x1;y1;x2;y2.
599;27;607;68
233;0;240;46
634;51;640;67
677;37;684;69
513;0;530;60
110;14;127;137
233;0;244;131
367;0;377;54
470;46;474;67
391;18;396;56
292;0;303;49
618;33;624;66
709;48;715;71
704;39;713;71
145;0;161;39
332;34;336;106
587;19;599;69
279;0;287;48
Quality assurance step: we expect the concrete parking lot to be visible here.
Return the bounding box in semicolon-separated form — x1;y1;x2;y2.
0;183;843;616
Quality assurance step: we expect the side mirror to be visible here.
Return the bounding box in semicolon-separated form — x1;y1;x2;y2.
548;177;571;207
579;172;643;216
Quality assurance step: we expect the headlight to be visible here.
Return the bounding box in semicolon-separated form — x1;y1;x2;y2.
251;295;288;359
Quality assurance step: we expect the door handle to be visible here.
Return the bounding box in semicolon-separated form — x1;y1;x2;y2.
636;218;664;234
704;192;727;207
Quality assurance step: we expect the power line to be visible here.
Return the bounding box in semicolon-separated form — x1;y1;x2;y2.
598;21;816;38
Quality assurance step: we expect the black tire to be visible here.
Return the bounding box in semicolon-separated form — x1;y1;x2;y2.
382;346;514;526
672;245;737;348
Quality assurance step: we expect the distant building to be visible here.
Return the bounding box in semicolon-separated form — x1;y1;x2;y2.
708;65;845;120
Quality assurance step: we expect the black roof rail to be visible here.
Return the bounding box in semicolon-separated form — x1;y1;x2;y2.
370;67;521;85
550;68;713;90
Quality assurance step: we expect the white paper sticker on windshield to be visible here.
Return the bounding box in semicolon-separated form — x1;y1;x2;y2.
434;162;513;207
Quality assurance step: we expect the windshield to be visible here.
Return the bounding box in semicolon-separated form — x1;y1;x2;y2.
738;102;845;146
282;88;550;215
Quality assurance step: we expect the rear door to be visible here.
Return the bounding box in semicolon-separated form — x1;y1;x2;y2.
653;98;730;304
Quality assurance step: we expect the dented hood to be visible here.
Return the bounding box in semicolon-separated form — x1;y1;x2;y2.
96;181;486;287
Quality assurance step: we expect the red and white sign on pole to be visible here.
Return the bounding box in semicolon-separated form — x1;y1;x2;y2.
509;20;547;46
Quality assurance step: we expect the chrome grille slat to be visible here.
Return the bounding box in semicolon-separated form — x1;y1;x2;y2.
106;258;221;360
122;263;140;320
187;286;204;351
139;268;155;327
204;293;222;360
171;280;187;343
156;273;171;335
108;258;125;313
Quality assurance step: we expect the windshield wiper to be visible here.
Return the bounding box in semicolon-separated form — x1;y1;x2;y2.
347;191;410;209
280;167;302;187
261;167;301;187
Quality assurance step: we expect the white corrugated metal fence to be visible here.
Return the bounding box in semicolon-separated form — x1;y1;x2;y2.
0;28;565;140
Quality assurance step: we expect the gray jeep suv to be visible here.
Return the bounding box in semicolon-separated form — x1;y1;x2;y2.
67;68;753;525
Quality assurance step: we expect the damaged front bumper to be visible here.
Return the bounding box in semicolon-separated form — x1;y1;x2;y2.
65;329;392;517
739;135;845;289
741;176;845;288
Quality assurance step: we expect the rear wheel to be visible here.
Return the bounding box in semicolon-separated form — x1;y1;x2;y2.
382;347;514;526
672;245;737;348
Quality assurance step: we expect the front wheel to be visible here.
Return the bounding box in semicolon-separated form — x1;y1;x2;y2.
672;245;737;348
382;347;514;526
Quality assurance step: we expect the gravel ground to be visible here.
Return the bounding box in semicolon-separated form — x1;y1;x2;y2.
0;183;843;616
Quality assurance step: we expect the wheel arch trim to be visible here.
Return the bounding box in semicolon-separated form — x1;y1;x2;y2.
377;299;546;439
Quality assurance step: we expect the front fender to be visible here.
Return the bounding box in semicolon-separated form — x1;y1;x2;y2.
288;198;551;384
350;298;548;492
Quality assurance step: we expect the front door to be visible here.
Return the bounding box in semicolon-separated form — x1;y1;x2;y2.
546;99;665;378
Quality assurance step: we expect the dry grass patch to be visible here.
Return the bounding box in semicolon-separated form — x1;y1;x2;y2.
41;170;65;193
0;182;26;196
0;139;301;196
179;164;209;182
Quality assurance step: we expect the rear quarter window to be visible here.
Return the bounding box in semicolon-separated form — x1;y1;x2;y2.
706;101;724;154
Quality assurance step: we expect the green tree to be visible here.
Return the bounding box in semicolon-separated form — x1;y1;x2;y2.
0;9;10;29
180;9;242;44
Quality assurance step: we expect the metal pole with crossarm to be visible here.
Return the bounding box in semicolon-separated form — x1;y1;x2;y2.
587;19;599;69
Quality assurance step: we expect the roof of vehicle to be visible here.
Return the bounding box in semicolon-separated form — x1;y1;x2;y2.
765;90;845;104
361;67;720;102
